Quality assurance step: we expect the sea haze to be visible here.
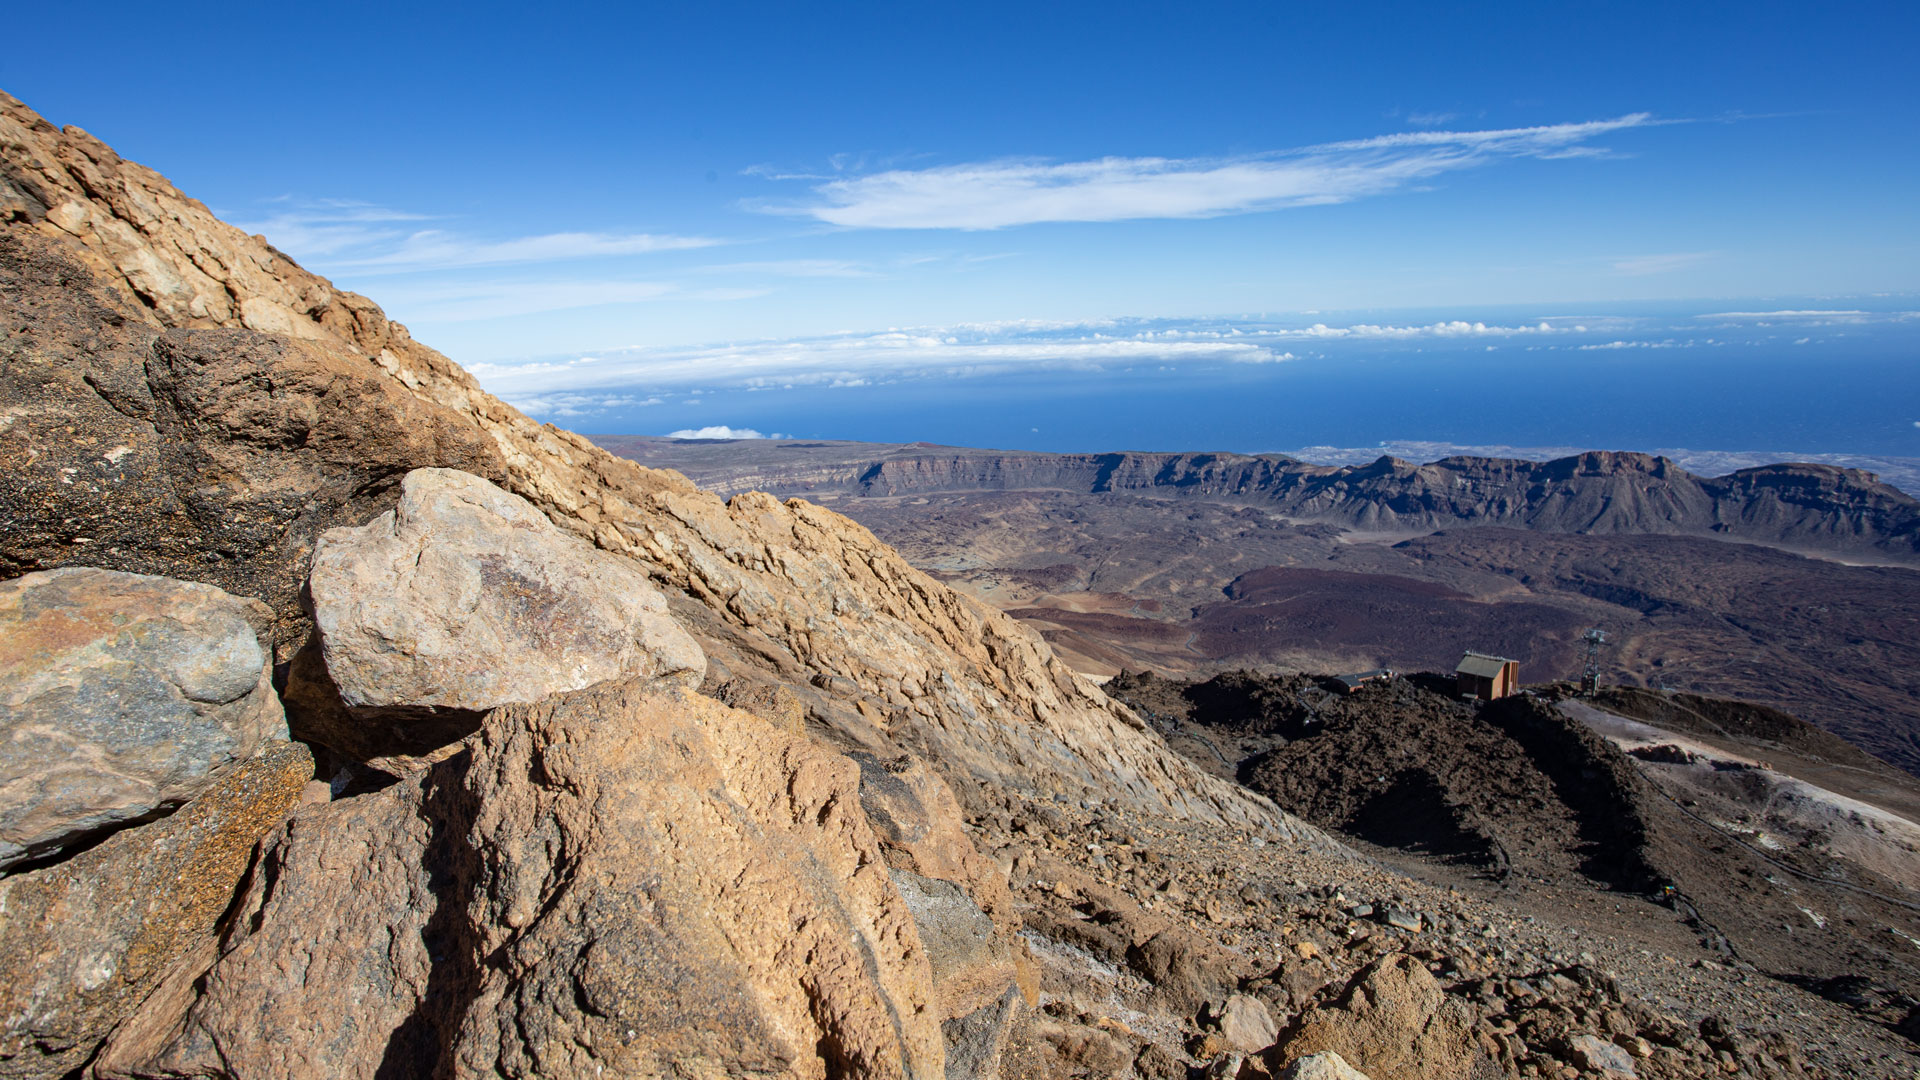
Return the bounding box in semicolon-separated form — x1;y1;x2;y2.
470;299;1919;459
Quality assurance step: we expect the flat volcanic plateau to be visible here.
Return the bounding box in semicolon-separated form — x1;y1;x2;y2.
596;435;1920;776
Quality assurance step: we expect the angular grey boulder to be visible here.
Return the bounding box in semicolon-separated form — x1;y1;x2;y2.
308;468;704;733
0;567;286;870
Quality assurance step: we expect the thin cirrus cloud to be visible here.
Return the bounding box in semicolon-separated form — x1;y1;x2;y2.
233;197;718;275
763;114;1657;230
692;259;878;278
1611;252;1715;276
366;279;766;323
332;230;720;272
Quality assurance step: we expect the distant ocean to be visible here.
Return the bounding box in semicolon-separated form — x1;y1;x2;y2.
474;299;1920;484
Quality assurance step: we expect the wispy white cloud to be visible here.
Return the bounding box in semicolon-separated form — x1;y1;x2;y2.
667;426;786;439
1697;309;1869;319
231;199;430;257
694;259;877;278
1278;319;1561;340
1575;339;1693;350
335;230;719;272
767;114;1656;229
1611;252;1715;276
1405;111;1459;127
232;198;718;275
507;392;665;417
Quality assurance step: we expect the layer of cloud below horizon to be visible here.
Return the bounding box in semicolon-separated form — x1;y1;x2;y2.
471;316;1595;411
470;306;1916;419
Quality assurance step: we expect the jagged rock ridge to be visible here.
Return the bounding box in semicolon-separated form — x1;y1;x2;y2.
595;438;1920;563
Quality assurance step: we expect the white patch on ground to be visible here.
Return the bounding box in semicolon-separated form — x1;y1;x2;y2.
1560;698;1920;892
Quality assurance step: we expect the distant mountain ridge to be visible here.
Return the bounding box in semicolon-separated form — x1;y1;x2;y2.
594;437;1920;563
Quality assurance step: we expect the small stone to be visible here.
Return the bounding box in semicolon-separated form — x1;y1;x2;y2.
1380;905;1423;933
1614;1033;1654;1058
1567;1033;1637;1076
1215;993;1279;1053
1294;940;1320;960
1282;1051;1373;1080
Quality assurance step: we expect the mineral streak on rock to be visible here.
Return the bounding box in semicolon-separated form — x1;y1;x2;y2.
0;567;286;870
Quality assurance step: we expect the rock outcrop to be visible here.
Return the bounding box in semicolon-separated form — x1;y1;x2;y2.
0;567;285;869
301;467;704;756
0;741;311;1079
97;679;945;1080
0;227;508;664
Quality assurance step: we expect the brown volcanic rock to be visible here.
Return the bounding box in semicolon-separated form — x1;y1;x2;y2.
0;740;311;1080
100;680;946;1080
0;91;1294;837
1268;955;1473;1080
0;567;286;870
1;91;399;347
0;229;508;664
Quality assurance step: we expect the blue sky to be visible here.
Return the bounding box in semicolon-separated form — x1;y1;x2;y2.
5;0;1918;447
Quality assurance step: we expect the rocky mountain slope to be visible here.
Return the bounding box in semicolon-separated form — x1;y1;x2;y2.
1107;670;1920;1056
595;437;1920;564
4;89;1916;1079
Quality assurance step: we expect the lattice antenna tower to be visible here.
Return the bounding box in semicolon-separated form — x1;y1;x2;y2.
1580;627;1609;694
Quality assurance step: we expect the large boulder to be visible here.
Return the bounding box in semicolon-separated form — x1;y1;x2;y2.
96;679;944;1080
300;467;704;757
0;741;311;1079
0;567;286;869
1267;955;1474;1080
